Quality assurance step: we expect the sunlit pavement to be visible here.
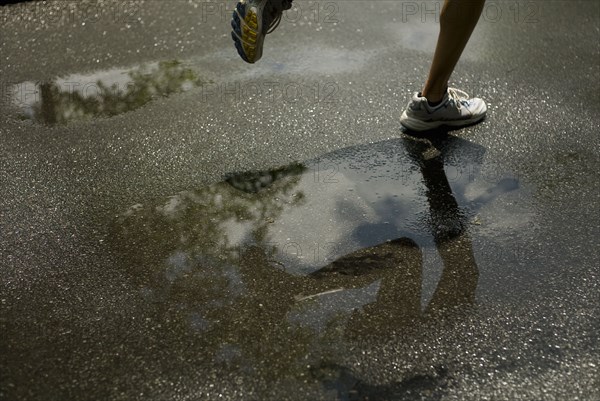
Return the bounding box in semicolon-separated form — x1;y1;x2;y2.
1;1;599;400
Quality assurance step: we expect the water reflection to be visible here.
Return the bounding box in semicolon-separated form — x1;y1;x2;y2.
11;60;204;124
112;135;518;394
404;136;479;316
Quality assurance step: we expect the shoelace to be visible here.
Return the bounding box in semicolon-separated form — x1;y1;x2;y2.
447;88;471;110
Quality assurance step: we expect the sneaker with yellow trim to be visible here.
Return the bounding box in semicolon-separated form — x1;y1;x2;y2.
231;0;293;63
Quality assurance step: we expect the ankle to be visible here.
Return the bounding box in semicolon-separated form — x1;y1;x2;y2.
423;93;442;103
421;86;448;104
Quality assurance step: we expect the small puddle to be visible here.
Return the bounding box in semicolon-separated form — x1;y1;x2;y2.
9;60;205;125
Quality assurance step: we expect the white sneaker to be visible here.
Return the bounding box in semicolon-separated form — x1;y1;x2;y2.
400;88;487;132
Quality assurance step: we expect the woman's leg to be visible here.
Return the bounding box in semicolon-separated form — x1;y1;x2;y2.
422;0;486;103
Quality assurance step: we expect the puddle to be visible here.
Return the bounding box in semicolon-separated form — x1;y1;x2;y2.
114;136;520;312
9;60;205;125
111;135;523;385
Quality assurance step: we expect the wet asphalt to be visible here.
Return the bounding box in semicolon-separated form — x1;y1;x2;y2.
1;1;599;400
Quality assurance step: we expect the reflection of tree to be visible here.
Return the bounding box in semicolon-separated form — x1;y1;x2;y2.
116;162;306;283
31;60;204;124
112;163;311;372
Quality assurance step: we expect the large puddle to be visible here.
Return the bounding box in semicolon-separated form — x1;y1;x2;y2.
9;60;204;125
110;135;521;387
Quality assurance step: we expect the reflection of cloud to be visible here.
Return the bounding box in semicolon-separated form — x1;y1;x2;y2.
11;60;205;125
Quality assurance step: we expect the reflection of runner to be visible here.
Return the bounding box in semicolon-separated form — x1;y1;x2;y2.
236;137;479;339
404;137;479;315
230;0;487;131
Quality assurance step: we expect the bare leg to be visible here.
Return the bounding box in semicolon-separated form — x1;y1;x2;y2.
422;0;486;102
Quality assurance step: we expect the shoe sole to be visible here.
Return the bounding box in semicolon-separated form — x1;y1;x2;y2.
231;0;267;63
400;110;486;132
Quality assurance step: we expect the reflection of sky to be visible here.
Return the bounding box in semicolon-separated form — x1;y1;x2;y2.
263;154;426;275
11;64;153;112
121;137;529;336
